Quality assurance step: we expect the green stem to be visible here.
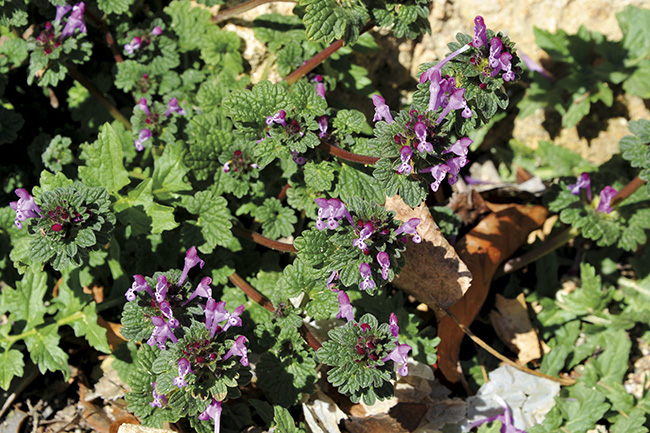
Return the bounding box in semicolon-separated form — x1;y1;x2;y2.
65;63;132;129
284;21;374;85
212;0;297;24
0;311;84;349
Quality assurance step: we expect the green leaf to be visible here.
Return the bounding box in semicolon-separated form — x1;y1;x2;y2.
114;178;179;235
560;384;610;433
96;0;134;14
25;324;70;379
336;163;384;205
303;161;335;192
253;198;297;240
0;107;24;145
164;0;214;52
333;109;369;135
257;348;318;407
610;408;649;433
617;6;650;62
183;190;234;253
5;269;48;328
78;123;131;194
152;143;192;200
271;406;305;433
302;0;369;45
0;349;24;391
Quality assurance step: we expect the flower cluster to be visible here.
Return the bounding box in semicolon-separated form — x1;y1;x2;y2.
223;149;258;174
133;97;185;151
124;25;163;55
382;313;411;377
123;247;249;433
265;109;305;138
34;2;86;55
313;198;421;293
348;315;410;376
568;172;617;214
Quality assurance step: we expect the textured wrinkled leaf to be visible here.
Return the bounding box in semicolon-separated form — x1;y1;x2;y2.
5;268;48;327
257;349;318;407
165;1;213;52
78;123;130;194
253;198;297;240
152;143;192;200
184;190;234;253
336;163;384;205
96;0;134;14
114;178;179;235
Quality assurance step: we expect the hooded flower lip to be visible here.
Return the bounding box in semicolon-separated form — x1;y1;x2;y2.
377;252;391;280
134;129;152;151
154;274;169;303
10;188;42;229
353;222;374;251
178;246;205;285
382;343;411;377
336;290;354;322
199;398;223;433
470;16;488;49
183;276;212;305
60;2;86;39
568;172;592;202
372;94;393;124
164;97;185;116
597;186;617;214
125;274;154;301
173;357;193;388
394;218;422;243
359;263;375;291
397;146;414;175
222;335;249;366
266;109;287;127
147;316;178;349
314;198;353;230
150;382;167;408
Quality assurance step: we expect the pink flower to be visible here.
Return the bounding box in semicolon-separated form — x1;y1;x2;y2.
198;398;223;433
382;343;411;377
222;335;249;366
596;186;617;214
336;291;354;322
178;246;205;285
372;95;393;124
125;274;154;301
9;188;41;229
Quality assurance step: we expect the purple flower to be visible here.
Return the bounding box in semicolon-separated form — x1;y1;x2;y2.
489;38;515;81
435;87;472;124
382;343;411;377
359;263;375;291
353;222;374;251
397;146;413;175
223;162;231;173
568;173;592;202
222;305;245;332
147;316;178;349
372;95;393;124
596;186;617;214
318;115;328;138
316;82;326;99
292;150;306;165
134;128;152;151
470;16;488;49
422;164;450;192
266;109;287;127
394;218;422;243
377;252;390;280
204;298;230;338
389;312;399;338
222;335;249;366
447;137;472;157
336;290;354;322
419;44;471;85
469;396;526;433
55;4;72;22
137;97;150;115
199;398;223;433
154;275;169;303
445;155;469;185
151;26;162;36
9;188;41;229
124;36;141;55
414;122;432;154
183;276;212;305
314;198;353;230
178;246;205;285
158;301;179;328
60;2;86;39
327;270;339;289
150;382;167;408
125;274;154;301
173;357;193;388
164;97;185;116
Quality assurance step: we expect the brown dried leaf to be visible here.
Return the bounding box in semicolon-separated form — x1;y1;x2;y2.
97;317;127;351
436;204;548;382
489;293;549;364
448;190;491;226
385;195;472;310
342;403;428;433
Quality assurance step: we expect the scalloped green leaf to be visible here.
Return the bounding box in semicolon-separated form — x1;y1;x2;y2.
78;123;131;194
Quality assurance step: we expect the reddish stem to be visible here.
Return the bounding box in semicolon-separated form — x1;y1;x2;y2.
84;9;123;64
285;22;374;85
611;175;644;207
318;141;379;165
228;272;322;350
278;183;291;202
231;225;298;253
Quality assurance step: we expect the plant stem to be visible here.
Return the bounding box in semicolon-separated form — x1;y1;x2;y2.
231;225;298;253
285;22;374;85
441;306;576;386
84;9;123;64
65;63;132;129
212;0;297;24
611;175;645;207
318;141;379;165
228;272;322;350
498;226;579;276
0;311;84;348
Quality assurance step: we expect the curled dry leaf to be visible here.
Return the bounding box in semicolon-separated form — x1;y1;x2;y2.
489;293;550;365
384;195;472;310
436;204;548;383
